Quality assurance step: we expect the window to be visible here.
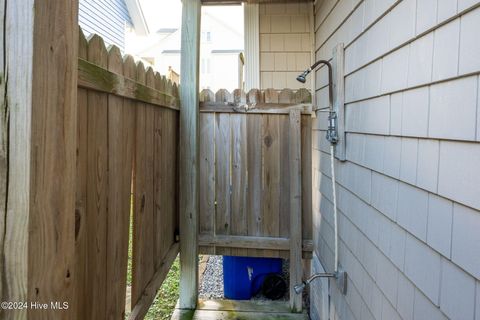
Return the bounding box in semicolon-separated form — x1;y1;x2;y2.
202;31;212;43
201;58;211;74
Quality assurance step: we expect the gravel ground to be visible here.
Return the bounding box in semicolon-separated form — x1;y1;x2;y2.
199;255;224;299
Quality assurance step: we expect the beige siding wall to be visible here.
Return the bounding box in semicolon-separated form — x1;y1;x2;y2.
312;1;480;319
259;3;313;90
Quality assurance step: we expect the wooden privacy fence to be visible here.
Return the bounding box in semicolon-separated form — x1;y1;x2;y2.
198;88;313;259
74;30;180;320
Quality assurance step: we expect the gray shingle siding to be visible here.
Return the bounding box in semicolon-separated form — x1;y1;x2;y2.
312;0;480;319
79;0;132;50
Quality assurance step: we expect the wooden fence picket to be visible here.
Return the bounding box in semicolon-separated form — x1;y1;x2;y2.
215;88;232;103
233;89;247;105
200;89;215;102
86;33;109;319
74;28;88;320
246;88;261;104
106;44;133;320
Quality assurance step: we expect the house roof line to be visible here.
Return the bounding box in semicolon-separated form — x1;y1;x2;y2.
211;49;244;53
202;11;243;39
162;49;244;54
125;0;149;35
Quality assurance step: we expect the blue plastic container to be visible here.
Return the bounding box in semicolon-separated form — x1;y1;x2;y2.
223;256;282;300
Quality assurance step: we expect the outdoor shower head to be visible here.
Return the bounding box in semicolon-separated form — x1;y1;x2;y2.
296;70;309;83
294;282;306;294
296;59;333;110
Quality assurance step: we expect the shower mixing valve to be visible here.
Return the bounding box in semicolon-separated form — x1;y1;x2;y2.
327;111;338;144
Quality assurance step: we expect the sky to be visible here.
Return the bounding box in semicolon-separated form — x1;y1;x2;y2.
140;0;183;31
139;0;244;34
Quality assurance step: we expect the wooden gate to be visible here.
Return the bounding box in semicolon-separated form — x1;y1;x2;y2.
74;30;180;320
198;88;313;259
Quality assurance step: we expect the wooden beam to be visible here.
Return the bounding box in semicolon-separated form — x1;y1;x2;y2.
0;0;7;309
199;103;312;114
78;58;179;110
202;0;312;3
128;243;180;320
289;109;303;312
179;0;201;310
2;0;78;318
332;43;346;161
197;299;291;313
198;235;313;252
192;310;307;320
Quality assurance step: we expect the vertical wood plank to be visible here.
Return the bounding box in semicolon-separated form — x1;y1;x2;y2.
165;109;178;248
106;45;133;320
145;68;156;278
74;28;88;320
289;109;302;312
230;114;248;256
0;0;5;307
200;89;215;102
279;115;290;239
215;113;231;256
279;88;294;103
215;89;232;103
246;115;263;257
332;43;346;161
294;88;312;104
199;113;215;254
172;108;180;242
132;62;155;307
233;89;247;105
153;105;165;267
121;54;137;317
153;74;167;268
85;34;109;320
264;88;279;103
262;114;280;258
247;88;264;104
155;73;178;262
301;115;312;249
18;0;78;317
179;0;201;309
132;64;146;308
165;80;176;252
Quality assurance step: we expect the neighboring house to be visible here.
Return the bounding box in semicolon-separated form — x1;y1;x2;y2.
131;11;244;92
79;0;148;51
258;3;312;90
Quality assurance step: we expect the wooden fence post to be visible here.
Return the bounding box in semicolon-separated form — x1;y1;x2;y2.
332;43;346;161
289;109;303;312
179;0;201;310
1;0;78;319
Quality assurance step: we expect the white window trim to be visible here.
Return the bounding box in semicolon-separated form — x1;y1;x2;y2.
244;3;260;91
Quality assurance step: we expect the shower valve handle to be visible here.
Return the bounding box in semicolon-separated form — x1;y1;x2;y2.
327;111;338;144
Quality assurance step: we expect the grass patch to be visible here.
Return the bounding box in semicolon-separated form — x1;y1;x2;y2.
126;194;180;319
144;257;180;320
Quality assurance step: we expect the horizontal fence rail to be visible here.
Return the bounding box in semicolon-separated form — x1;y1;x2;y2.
78;58;179;110
74;29;180;320
198;88;313;259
